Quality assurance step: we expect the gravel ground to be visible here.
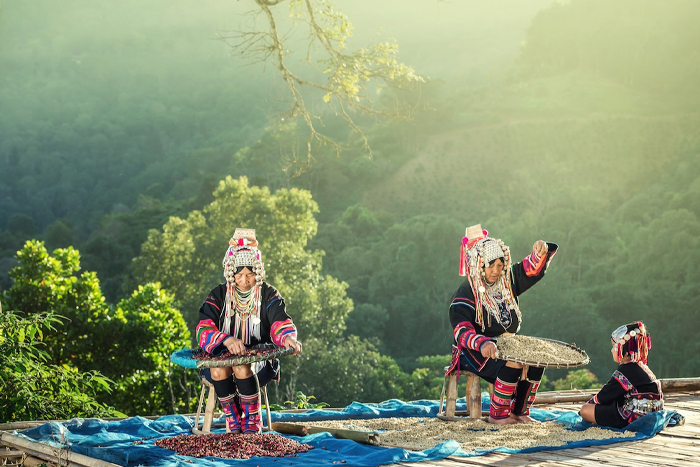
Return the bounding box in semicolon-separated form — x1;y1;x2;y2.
291;416;634;453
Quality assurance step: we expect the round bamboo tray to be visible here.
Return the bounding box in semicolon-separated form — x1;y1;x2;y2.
494;334;589;368
171;343;294;369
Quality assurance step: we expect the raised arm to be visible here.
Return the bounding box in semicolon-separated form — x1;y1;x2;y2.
511;241;559;296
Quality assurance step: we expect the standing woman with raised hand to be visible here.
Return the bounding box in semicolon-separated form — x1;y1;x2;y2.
448;224;558;424
196;228;302;434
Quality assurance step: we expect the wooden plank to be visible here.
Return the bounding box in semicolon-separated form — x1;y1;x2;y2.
439;453;549;466
659;425;700;437
467;374;482;418
0;421;44;431
646;435;700;449
21;456;47;467
0;449;23;458
1;433;121;467
656;431;700;442
271;422;380;445
659;431;700;442
532;382;700;406
503;451;635;467
568;445;695;466
446;374;459;418
661;379;700;392
466;433;700;467
193;379;207;433
202;383;217;434
446;451;601;467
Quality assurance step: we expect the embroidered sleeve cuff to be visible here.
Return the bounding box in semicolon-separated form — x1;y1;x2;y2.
196;319;229;355
271;319;297;347
454;321;490;351
523;250;546;277
477;338;496;351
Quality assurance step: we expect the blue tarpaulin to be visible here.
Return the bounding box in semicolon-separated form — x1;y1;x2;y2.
15;397;682;467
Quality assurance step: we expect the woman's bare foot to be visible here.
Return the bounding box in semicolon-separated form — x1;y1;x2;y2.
488;415;519;425
512;414;540;424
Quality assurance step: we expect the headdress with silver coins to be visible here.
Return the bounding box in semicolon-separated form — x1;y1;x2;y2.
459;224;521;331
611;321;652;364
221;228;266;344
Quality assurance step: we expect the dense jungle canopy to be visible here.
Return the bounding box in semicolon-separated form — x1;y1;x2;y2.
1;0;700;420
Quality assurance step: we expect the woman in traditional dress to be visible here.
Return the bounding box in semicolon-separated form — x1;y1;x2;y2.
580;321;663;428
196;228;302;434
448;224;558;424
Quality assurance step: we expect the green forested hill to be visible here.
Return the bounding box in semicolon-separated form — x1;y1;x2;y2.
0;0;277;233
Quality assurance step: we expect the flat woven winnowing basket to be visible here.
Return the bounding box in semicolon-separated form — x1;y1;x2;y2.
494;334;589;368
171;343;294;369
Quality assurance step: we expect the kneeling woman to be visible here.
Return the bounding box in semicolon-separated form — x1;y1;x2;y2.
448;225;558;424
196;228;302;434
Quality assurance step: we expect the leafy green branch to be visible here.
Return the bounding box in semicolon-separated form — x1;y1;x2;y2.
218;0;424;173
0;302;123;422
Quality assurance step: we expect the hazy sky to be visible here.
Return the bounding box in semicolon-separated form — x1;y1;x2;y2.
0;0;553;86
338;0;552;80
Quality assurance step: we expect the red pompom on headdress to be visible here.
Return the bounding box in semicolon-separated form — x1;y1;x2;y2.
459;224;488;276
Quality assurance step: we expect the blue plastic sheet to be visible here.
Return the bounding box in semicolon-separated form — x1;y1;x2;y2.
15;396;681;467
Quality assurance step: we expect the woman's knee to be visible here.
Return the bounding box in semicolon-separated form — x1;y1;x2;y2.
232;364;253;379
210;367;233;381
505;361;523;369
580;403;596;423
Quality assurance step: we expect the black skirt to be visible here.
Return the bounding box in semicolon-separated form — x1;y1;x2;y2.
200;358;280;388
458;347;507;383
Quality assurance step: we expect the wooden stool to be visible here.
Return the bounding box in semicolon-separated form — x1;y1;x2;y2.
437;367;493;421
193;377;273;434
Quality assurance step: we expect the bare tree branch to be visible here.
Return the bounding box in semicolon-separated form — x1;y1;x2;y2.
220;0;424;174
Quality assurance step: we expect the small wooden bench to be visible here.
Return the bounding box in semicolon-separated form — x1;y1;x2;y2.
437;367;493;421
193;377;273;434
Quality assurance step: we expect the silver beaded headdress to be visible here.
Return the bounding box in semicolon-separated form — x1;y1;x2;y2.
221;228;264;342
222;228;265;285
480;239;506;266
612;321;651;364
460;224;521;331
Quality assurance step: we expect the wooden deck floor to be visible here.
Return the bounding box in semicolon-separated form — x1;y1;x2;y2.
2;392;699;466
389;391;700;467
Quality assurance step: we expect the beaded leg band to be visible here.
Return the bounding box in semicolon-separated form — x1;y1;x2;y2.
511;367;545;416
236;375;262;434
240;393;262;433
490;366;520;420
219;393;242;433
212;378;242;434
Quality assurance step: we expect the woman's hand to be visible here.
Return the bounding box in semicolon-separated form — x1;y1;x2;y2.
533;240;548;258
480;341;498;359
284;337;303;356
223;336;246;355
